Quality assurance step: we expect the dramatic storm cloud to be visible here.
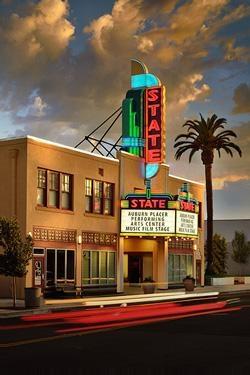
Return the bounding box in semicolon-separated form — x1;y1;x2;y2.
0;0;250;217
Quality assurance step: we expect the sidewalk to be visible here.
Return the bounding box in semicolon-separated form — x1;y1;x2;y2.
1;284;250;319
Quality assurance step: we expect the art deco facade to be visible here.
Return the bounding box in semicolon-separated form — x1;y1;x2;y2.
0;135;204;298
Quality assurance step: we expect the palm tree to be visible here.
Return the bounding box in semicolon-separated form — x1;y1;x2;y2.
174;114;242;277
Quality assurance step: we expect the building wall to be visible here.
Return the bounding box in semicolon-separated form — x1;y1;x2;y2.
206;219;250;276
0;137;205;298
26;138;120;291
0;138;27;298
118;151;205;287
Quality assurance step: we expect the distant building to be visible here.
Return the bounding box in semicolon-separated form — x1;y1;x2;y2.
205;220;250;275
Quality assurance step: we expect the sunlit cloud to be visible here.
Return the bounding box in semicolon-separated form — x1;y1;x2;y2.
213;175;250;190
0;0;74;74
233;83;250;114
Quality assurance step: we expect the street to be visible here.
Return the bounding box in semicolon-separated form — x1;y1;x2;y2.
1;293;250;374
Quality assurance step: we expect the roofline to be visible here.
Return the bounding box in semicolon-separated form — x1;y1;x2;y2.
0;135;119;163
169;173;204;186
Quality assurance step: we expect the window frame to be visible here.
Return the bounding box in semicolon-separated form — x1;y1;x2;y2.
37;169;47;207
48;171;60;208
85;178;114;216
37;168;73;211
61;173;73;210
81;249;116;285
45;248;75;288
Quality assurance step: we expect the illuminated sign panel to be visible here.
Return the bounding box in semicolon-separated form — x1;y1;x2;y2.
176;211;198;236
128;197;169;209
121;209;175;235
145;87;165;163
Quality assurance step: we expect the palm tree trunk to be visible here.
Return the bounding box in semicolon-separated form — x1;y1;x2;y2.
205;163;213;276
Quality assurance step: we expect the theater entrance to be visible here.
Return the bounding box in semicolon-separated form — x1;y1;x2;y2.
124;252;153;284
128;254;142;283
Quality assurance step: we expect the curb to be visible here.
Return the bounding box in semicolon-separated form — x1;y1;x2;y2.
1;288;250;319
0;291;219;319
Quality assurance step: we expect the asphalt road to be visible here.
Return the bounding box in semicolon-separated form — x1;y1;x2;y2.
1;292;250;375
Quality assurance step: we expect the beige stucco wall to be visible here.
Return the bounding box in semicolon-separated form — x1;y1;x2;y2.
26;137;119;233
0;138;27;229
25;138;120;289
0;137;205;298
0;137;120;297
0;138;27;298
118;150;205;287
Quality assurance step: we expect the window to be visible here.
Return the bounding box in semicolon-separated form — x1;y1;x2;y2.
85;179;114;215
37;169;47;206
49;172;59;207
168;254;193;283
82;250;116;285
46;249;75;287
85;179;92;212
37;169;73;211
104;182;113;215
62;174;72;210
93;180;103;214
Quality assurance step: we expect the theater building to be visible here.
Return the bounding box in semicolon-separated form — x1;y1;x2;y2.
0;61;205;298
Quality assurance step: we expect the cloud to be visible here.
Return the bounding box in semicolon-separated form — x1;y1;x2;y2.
0;0;74;79
178;74;211;105
27;95;48;117
213;179;250;219
0;0;249;148
233;83;250;114
223;39;250;62
211;121;250;188
213;175;250;190
169;119;250;192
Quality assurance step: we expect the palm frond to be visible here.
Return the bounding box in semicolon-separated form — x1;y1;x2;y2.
174;113;241;164
216;129;237;139
225;142;242;157
175;133;192;141
174;140;196;148
175;145;194;160
221;146;233;157
216;148;221;158
212;117;227;133
188;147;199;162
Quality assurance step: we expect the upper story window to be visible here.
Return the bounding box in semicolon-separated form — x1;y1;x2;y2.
103;182;113;215
37;169;73;211
85;179;92;213
49;172;59;207
61;173;72;210
37;169;47;206
93;180;103;214
85;178;114;216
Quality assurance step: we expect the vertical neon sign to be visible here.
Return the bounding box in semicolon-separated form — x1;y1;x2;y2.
122;60;166;182
145;87;165;163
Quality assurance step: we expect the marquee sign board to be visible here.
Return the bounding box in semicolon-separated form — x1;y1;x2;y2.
176;211;198;236
120;187;199;237
121;209;175;235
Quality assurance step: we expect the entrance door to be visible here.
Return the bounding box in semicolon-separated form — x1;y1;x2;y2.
46;249;75;289
33;257;45;290
128;255;142;283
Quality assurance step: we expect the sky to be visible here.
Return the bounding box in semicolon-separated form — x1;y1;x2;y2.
0;0;249;219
